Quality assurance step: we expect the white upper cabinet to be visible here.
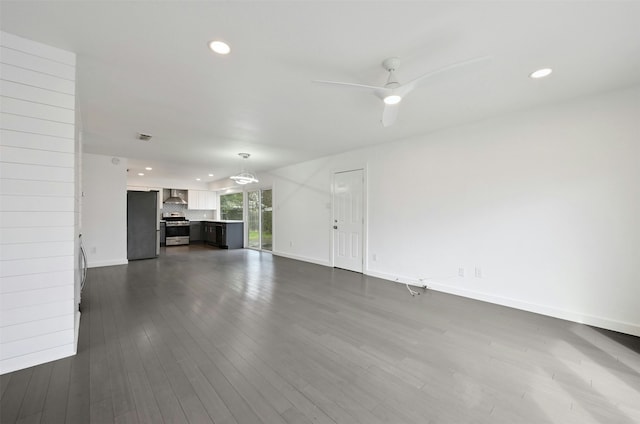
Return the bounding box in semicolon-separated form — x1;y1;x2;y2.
187;190;216;210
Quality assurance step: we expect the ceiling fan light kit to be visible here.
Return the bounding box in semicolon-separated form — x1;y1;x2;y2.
209;40;231;55
230;153;259;185
313;55;490;127
529;67;553;79
383;94;402;105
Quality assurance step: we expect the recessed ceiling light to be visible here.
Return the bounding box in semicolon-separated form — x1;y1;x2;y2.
138;173;144;176
145;167;152;171
208;174;214;177
383;94;402;105
196;178;201;181
209;40;230;55
529;68;553;79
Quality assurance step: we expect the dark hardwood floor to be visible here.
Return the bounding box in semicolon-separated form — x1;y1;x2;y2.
2;244;639;423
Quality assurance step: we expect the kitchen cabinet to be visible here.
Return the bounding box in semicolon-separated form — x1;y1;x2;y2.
203;221;243;249
187;190;216;210
190;222;202;242
203;222;218;245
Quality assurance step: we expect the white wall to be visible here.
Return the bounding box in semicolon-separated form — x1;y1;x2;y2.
271;157;340;265
271;85;640;337
82;153;128;268
0;31;78;374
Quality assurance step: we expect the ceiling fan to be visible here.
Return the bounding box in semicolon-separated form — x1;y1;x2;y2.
313;56;489;127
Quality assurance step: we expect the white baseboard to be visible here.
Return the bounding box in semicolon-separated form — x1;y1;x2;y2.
272;251;331;267
87;258;128;268
366;269;640;338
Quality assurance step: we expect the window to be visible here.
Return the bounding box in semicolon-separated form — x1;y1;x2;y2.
220;193;243;220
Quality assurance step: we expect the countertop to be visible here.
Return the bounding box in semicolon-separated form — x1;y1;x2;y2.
160;219;244;223
191;219;244;223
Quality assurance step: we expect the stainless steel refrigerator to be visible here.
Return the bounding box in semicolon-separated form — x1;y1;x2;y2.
127;190;159;260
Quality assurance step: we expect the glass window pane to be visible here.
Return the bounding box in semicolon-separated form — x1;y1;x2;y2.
261;189;272;251
220;193;243;220
247;190;260;249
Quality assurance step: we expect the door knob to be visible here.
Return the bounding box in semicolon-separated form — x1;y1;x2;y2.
333;225;338;229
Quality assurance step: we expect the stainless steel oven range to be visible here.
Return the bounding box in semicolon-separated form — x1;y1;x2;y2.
164;215;190;246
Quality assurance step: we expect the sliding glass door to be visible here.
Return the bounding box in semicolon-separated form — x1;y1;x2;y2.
247;191;260;249
261;189;272;250
247;188;272;251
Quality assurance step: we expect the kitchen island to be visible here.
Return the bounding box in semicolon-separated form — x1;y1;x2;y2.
199;220;244;249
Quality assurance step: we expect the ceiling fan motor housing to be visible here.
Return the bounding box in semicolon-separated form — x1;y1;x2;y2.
382;58;401;87
382;57;400;72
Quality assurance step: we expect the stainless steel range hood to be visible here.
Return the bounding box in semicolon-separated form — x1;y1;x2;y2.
164;189;187;205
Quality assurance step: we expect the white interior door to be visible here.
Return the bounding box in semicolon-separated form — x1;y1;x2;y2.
333;169;364;273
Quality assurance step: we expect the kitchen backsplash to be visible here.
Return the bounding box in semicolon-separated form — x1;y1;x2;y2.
162;203;217;220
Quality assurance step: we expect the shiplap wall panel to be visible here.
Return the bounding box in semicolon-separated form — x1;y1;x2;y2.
0;330;74;361
1;112;74;138
0;32;75;65
0;226;74;243
0;211;75;230
0;163;74;181
0;31;77;374
0;242;74;261
0;129;74;152
0;63;75;94
0;195;74;211
0;256;75;278
0;146;75;167
1;344;75;375
1;97;75;123
0;47;75;79
0;270;73;293
0;211;75;229
1;300;74;327
1;285;73;311
0;314;74;344
0;81;75;109
0;179;75;197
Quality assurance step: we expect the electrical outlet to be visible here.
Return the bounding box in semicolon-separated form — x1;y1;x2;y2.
373;253;377;262
458;267;465;277
90;247;97;254
289;241;293;247
475;266;482;278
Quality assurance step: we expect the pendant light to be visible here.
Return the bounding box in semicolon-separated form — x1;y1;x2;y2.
229;153;259;185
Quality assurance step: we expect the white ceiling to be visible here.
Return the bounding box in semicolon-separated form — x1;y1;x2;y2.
2;1;640;184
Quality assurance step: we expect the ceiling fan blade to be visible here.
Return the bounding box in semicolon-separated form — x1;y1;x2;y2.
404;55;491;90
312;80;382;91
382;103;399;127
